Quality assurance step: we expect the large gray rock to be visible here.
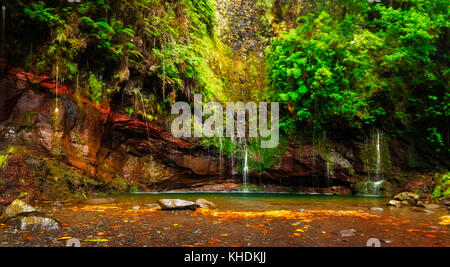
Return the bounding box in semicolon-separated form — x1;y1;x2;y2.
157;199;198;211
195;199;217;209
5;212;61;231
0;199;36;222
0;199;60;231
393;192;419;206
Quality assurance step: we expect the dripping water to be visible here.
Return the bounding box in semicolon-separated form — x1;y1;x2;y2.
219;137;223;183
242;145;249;192
55;64;59;113
1;6;5;57
136;88;152;144
375;129;382;181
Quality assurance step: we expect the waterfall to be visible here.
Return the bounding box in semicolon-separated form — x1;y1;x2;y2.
365;129;384;182
362;129;385;196
136;88;151;142
242;146;249;192
230;137;236;176
373;180;383;195
1;6;5;57
375;129;382;181
326;161;332;188
55;64;59;113
219;138;223;183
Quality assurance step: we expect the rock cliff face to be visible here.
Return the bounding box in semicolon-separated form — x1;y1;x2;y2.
0;66;235;200
0;65;428;201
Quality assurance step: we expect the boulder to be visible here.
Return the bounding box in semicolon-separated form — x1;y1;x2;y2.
5;212;60;231
82;197;116;205
0;199;60;231
195;199;217;209
157;199;198;211
387;200;401;208
393;192;419;206
0;199;36;222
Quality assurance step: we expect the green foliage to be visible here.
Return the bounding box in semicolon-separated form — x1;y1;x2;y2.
24;1;63;26
267;0;449;154
431;172;450;199
80;16;136;60
124;107;134;118
88;74;106;103
0;154;7;170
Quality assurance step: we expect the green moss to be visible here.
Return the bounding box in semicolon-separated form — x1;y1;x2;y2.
108;176;140;194
431;172;450;199
0;155;8;170
88;73;106;103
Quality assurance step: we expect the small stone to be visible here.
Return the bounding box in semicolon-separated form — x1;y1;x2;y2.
52;202;63;207
387;200;401;208
370;207;384;212
131;206;140;210
382;240;392;244
193;229;203;234
338;229;357;237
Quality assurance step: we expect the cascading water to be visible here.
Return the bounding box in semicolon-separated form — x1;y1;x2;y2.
1;6;5;57
326;161;332;188
230;137;237;177
219;138;223;183
375;129;381;181
136;88;152;143
362;129;385;196
242;145;249;192
55;64;59;113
